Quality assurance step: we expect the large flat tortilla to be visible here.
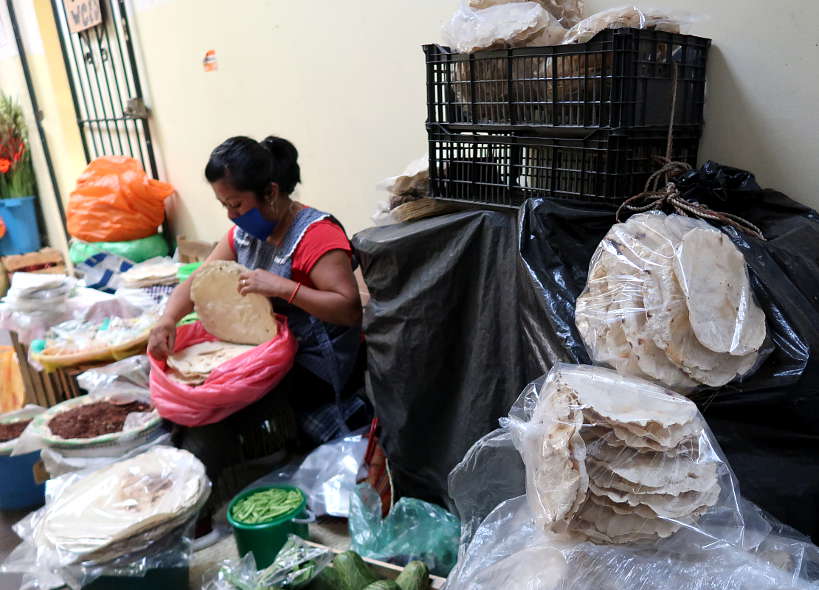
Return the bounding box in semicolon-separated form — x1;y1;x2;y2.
588;480;720;520
38;447;207;560
674;228;766;355
557;365;698;429
526;381;588;527
191;261;278;345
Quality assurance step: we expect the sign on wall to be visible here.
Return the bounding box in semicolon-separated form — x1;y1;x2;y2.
63;0;102;33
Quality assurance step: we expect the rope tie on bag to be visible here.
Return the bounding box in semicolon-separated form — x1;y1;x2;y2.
615;64;765;241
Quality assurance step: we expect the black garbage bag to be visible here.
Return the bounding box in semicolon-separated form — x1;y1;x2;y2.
354;161;819;540
354;211;558;508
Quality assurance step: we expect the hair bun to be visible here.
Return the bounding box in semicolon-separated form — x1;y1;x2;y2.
261;136;298;162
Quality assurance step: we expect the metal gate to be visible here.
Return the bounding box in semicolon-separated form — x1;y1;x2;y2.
50;0;158;178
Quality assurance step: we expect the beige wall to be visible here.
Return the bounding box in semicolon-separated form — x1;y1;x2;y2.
585;0;819;207
129;0;819;242
130;0;453;241
5;0;819;248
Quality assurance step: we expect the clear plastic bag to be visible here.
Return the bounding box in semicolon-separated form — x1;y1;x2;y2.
32;311;159;371
442;1;561;53
574;212;770;393
376;154;430;211
443;3;694;54
563;5;691;44
12;358;166;475
350;482;460;576
203;536;333;589
77;354;151;399
1;446;210;590
466;0;583;28
371;200;396;226
445;364;819;589
242;428;368;518
39;429;172;478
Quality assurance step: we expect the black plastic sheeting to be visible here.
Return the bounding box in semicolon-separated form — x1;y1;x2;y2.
353;162;819;541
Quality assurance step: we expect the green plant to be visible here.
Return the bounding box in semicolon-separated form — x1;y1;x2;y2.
0;93;37;199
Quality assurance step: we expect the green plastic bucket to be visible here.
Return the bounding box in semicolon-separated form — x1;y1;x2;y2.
227;485;312;569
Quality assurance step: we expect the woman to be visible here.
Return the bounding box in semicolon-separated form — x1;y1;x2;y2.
148;136;366;494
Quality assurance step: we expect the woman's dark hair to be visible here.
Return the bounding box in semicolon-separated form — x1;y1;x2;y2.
205;135;301;199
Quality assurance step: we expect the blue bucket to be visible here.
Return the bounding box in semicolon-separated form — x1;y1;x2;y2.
0;450;45;510
0;196;42;256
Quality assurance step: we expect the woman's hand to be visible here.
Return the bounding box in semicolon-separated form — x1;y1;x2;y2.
147;319;177;361
238;269;291;299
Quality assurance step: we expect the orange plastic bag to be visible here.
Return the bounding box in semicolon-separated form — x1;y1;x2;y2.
67;156;175;242
0;346;25;413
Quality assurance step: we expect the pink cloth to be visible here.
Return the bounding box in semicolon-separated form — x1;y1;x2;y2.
149;318;296;427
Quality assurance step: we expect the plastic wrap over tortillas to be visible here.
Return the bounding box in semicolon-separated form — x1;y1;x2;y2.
191;260;278;345
446;363;819;590
510;364;722;544
35;446;208;562
574;212;767;392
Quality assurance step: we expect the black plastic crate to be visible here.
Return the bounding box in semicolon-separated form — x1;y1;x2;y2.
424;28;710;131
427;125;701;208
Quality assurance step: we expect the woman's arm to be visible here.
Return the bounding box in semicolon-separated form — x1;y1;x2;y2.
239;250;362;327
147;232;236;360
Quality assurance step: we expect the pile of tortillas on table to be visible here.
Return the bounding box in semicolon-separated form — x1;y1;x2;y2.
519;364;721;544
33;447;208;564
574;212;767;392
165;260;278;386
120;259;181;289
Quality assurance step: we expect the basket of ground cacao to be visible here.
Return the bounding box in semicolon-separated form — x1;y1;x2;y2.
23;395;163;457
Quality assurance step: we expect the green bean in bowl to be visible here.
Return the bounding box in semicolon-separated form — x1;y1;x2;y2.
231;488;304;525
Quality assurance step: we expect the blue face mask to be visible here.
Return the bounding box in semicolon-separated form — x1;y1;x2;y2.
232;208;276;241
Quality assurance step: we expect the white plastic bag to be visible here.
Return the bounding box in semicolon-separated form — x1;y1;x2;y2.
377;154;430;198
241;428;368;518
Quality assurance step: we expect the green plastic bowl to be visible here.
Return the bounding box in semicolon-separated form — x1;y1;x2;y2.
177;262;201;283
227;485;312;569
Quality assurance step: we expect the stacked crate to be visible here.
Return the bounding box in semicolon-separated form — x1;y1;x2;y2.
424;28;711;207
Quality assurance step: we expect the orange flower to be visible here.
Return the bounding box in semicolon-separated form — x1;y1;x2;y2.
0;159;10;173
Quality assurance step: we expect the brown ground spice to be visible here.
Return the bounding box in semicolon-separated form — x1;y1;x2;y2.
48;401;151;439
0;419;31;443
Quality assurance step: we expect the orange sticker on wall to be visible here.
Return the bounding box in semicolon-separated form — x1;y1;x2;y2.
203;49;217;72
